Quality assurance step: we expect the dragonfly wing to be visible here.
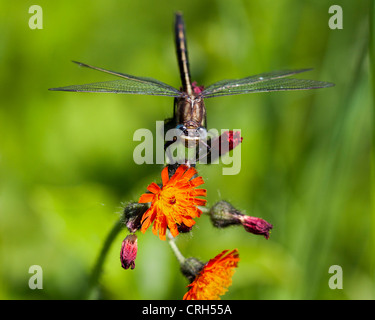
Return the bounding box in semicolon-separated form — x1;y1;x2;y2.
49;79;182;96
49;61;182;97
202;69;334;98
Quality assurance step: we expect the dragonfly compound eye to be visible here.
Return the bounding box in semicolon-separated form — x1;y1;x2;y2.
197;127;207;139
176;124;188;134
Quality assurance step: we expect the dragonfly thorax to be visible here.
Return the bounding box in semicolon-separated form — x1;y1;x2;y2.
175;96;206;128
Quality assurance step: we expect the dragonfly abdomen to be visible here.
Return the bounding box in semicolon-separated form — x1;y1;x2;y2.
175;12;193;96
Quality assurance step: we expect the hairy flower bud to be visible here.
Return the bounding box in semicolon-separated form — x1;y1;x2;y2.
180;257;205;283
122;202;149;233
120;234;138;270
209;200;273;239
209;201;243;228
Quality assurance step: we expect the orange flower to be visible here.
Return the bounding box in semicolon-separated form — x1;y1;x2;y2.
138;165;207;240
183;249;240;300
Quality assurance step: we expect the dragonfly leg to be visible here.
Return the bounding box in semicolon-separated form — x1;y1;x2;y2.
164;138;177;151
196;138;213;164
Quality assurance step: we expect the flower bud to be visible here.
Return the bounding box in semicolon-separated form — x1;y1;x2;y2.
209;201;242;228
238;215;273;239
213;130;243;154
122;202;149;233
180;257;205;283
192;81;204;95
120;234;138;270
222;130;243;151
201;131;243;164
209;201;273;239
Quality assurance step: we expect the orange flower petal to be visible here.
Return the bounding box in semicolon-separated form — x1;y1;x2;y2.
168;220;179;238
147;182;161;194
161;166;169;186
168;165;188;184
190;176;205;187
138;193;154;203
153;215;167;240
140;209;153;234
181;167;198;181
193;198;207;206
181;216;196;227
192;188;207;197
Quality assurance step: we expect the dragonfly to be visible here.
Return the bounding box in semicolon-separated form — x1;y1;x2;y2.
50;12;334;156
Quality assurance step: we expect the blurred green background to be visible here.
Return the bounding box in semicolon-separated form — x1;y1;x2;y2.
0;0;372;300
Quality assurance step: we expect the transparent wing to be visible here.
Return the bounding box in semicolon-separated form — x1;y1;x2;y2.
201;69;334;98
49;61;182;97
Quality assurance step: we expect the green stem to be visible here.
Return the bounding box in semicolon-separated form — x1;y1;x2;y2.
86;219;124;299
167;231;186;265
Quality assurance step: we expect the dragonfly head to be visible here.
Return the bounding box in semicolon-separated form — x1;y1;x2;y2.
176;123;207;148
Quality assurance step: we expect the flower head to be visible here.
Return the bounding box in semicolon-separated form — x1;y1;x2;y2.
120;234;138;270
138;165;207;240
183;249;239;300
